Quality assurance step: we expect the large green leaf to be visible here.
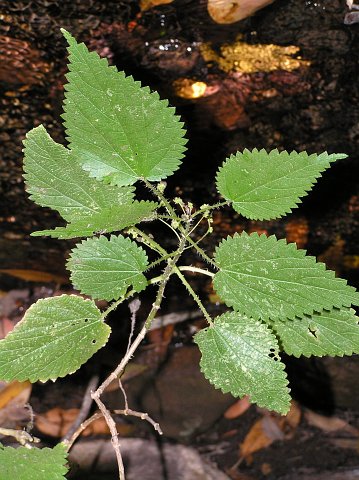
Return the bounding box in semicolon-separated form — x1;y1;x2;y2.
61;29;187;186
271;307;359;357
67;235;148;301
31;201;157;239
23;125;134;222
24;126;157;237
213;232;359;321
194;312;290;414
0;295;111;382
216;149;346;220
0;443;68;480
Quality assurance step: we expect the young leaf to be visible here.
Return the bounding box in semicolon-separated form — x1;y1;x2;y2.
0;443;68;480
31;201;158;239
194;312;290;414
216;149;346;220
213;232;359;321
67;235;149;301
61;29;187;186
23;125;134;222
0;295;111;383
270;307;359;357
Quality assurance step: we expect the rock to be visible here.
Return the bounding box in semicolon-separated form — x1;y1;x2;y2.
278;468;359;480
69;438;230;480
286;355;359;411
139;345;235;440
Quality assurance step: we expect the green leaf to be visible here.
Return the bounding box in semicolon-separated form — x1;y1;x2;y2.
0;295;111;382
271;307;359;357
0;443;68;480
23;125;134;222
67;235;148;301
213;232;359;321
194;312;290;414
31;201;157;239
61;29;187;186
24;126;157;238
216;149;346;220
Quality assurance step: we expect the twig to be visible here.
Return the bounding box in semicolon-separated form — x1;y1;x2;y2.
118;379;129;411
91;221;192;479
62;412;103;451
0;427;40;447
177;265;215;277
92;394;126;480
62;374;99;444
174;267;214;326
114;408;163;435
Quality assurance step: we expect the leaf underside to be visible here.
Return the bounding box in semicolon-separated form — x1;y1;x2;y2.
68;235;149;301
271;307;359;357
194;311;290;414
24;126;157;238
0;443;68;480
0;295;111;382
216;149;347;220
61;29;187;186
213;232;359;321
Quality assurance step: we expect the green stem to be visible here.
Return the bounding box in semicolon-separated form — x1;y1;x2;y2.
192;200;229;218
142;178;180;221
95;221;192;395
174;267;213;326
130;226;168;256
101;275;163;320
186;235;218;268
177;265;215;278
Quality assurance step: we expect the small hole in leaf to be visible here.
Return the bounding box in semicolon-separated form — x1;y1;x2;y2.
92;339;96;344
84;318;89;323
308;327;317;338
269;348;279;362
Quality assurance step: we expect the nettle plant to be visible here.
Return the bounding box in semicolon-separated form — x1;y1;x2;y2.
1;29;359;479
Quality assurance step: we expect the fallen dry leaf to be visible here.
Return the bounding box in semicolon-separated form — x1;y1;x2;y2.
329;438;359;451
140;0;173;11
0;269;68;284
0;381;31;410
0;381;32;428
36;407;135;438
239;402;301;461
207;0;275;24
305;409;359;435
224;396;252;419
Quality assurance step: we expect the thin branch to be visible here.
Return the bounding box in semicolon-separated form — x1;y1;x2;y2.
186;235;218;267
177;265;215;277
142;178;180;221
62;374;100;444
114;408;163;435
174;267;214;326
158;217;181;240
129;226;168;256
102;276;162;321
91;394;126;480
62;412;103;451
0;427;40;447
192;200;229;218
